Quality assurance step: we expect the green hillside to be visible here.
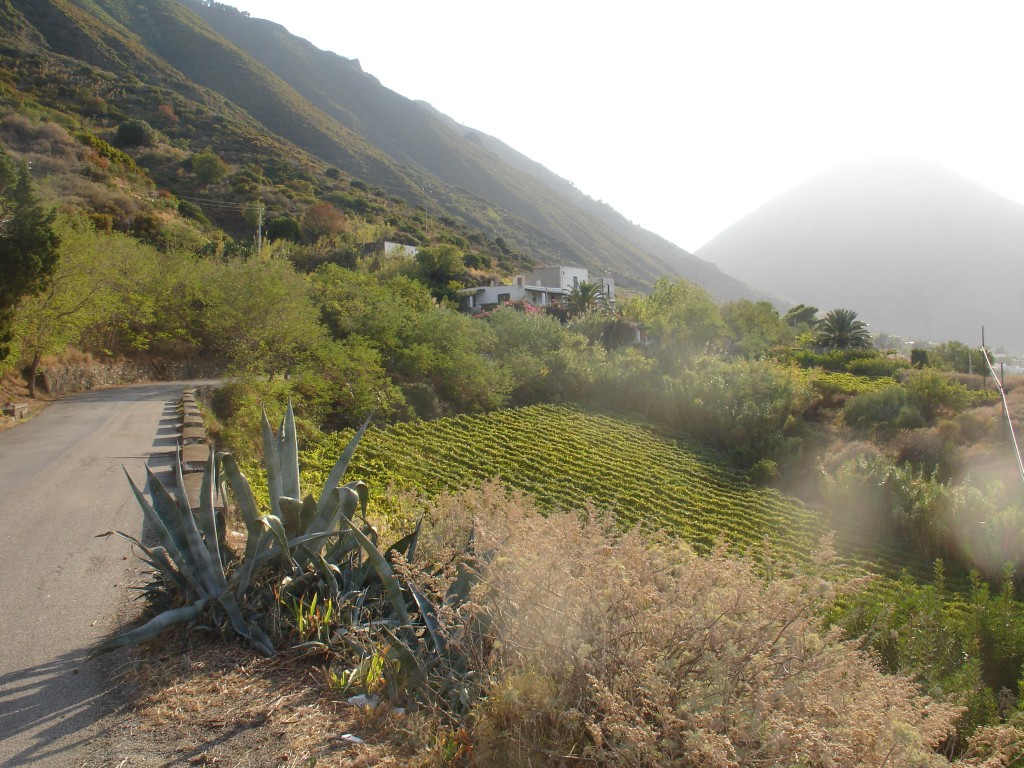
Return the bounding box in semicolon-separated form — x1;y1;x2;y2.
0;0;765;294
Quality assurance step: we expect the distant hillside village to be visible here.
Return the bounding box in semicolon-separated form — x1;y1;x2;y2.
459;265;615;314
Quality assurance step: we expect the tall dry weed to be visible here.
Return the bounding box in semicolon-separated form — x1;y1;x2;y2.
433;484;963;767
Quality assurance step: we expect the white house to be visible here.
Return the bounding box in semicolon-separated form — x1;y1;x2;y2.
460;266;615;312
361;240;420;259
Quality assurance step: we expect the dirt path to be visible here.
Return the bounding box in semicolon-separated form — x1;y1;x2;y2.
0;381;217;767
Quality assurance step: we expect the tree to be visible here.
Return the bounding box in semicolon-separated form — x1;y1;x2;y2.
266;215;301;243
413;244;465;302
815;308;871;350
113;119;155;148
300;201;346;243
565;280;607;318
0;154;60;366
0;147;15;235
928;340;976;373
783;303;819;329
721;299;790;358
190;148;228;187
631;278;723;365
198;257;324;376
11;218;116;395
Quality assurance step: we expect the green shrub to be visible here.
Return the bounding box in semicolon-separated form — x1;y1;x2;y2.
749;458;779;484
808;369;899;401
845;354;906;378
905;369;972;420
76;131;139;172
823;452;1024;573
843;386;907;431
265;215;301;242
829;572;1024;751
658;356;812;466
190;148;228;186
895;403;927;430
114;118;155;148
177;199;210;226
791;348;886;372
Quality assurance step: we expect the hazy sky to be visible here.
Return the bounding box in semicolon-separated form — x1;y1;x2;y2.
224;0;1024;254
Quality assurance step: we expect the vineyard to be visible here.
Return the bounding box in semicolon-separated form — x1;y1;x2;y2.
298;404;935;576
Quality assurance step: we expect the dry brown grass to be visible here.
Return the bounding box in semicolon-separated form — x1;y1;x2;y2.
113;637;441;767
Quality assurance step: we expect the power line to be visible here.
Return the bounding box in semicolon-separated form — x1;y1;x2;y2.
173;194;250;211
981;345;1024;489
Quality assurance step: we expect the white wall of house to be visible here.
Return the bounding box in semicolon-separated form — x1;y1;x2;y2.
382;241;419;258
461;265;616;311
521;266;590;292
460;285;527;309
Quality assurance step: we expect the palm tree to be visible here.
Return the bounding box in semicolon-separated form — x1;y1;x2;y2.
815;308;871;349
565;281;607;318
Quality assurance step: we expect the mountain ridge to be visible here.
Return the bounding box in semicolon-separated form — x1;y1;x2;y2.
11;0;739;295
174;0;759;294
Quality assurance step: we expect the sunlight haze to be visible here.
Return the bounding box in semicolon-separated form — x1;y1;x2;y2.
224;0;1024;253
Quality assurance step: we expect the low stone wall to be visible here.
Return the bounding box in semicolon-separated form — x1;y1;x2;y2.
40;359;222;397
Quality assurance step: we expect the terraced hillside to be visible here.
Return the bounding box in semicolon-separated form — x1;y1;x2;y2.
299;404;936;578
298;405;963;581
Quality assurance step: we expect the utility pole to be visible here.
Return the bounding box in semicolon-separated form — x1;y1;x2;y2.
981;326;986;390
255;201;265;254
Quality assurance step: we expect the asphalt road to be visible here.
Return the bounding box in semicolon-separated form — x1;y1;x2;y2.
0;381;216;766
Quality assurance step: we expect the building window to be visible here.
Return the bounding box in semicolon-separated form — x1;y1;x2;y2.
498;293;511;303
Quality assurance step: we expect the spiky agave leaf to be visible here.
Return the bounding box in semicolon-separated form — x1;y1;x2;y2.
96;599;209;653
342;514;413;635
110;456;275;655
261;400;304;519
172;448;227;598
278;496;306;539
385;516;423;564
124;468;207;598
279;400;301;501
407;577;446;655
96;530;188;595
261;405;284;520
316;415;371;520
218;453;269;597
195;444;224;570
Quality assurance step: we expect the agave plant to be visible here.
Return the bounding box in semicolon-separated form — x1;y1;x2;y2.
100;401;486;704
98;444;275;654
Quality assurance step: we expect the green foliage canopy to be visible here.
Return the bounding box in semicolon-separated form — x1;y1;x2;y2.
413;244;465;302
928;340;977;374
721;299;790;358
198;256;324;375
628;277;723;364
190;148;229;187
0;152;60;364
114;119;156;148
